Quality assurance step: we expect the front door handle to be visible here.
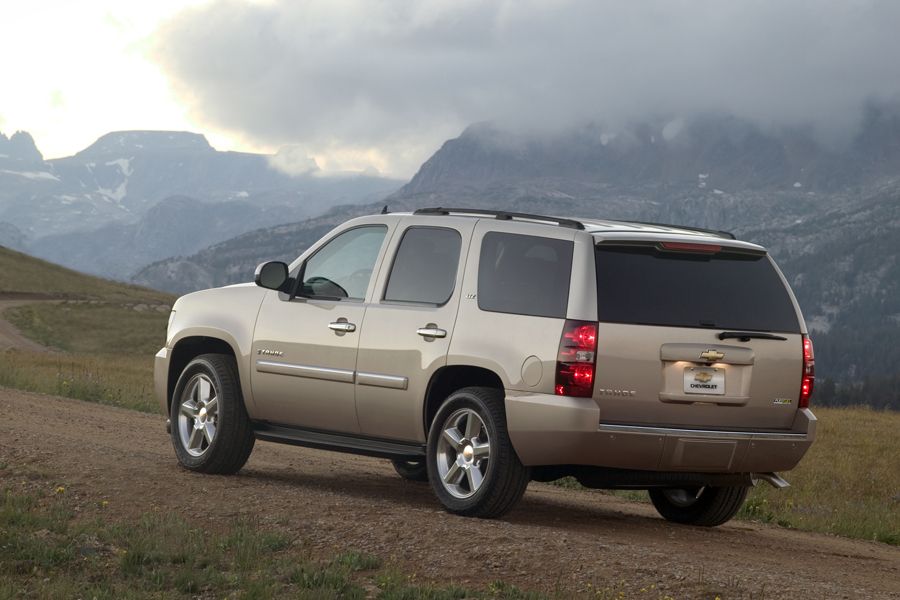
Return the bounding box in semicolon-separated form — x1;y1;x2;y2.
417;326;447;339
329;321;357;333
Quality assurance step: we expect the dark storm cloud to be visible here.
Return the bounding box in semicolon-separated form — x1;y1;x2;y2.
154;0;900;175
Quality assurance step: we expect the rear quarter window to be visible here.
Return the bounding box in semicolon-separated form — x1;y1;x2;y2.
595;244;800;333
478;232;573;318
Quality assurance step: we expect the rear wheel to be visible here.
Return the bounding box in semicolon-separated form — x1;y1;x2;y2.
391;459;428;482
648;485;748;527
426;387;529;518
170;353;255;474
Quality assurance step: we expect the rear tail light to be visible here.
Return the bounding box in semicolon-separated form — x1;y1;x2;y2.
555;320;598;397
799;334;815;408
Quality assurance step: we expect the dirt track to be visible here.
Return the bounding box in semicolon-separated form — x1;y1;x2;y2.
0;299;53;352
1;389;898;598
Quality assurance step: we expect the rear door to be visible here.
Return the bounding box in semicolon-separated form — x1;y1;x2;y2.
592;241;804;431
355;219;474;442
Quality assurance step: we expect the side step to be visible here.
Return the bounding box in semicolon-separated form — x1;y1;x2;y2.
252;422;425;460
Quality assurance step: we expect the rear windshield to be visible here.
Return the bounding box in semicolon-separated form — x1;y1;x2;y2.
595;245;800;333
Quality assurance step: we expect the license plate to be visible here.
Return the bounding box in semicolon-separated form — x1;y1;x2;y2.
684;367;725;395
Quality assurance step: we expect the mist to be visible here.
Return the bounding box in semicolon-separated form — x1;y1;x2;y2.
154;0;900;177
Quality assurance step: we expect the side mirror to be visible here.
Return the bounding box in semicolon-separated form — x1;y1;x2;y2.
254;261;290;291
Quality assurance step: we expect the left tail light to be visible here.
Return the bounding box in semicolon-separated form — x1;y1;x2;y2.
555;320;598;398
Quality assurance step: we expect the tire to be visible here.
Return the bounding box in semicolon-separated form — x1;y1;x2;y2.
426;386;530;518
648;485;749;527
391;459;429;482
170;353;255;474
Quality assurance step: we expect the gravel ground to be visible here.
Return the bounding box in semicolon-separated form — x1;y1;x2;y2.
1;388;898;598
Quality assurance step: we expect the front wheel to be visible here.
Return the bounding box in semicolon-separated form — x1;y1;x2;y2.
648;486;748;527
170;353;255;474
426;387;529;518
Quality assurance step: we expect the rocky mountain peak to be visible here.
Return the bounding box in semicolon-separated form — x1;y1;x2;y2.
0;130;44;163
76;130;213;159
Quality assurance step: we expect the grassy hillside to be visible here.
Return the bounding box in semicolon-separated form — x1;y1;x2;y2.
0;245;173;303
0;245;173;412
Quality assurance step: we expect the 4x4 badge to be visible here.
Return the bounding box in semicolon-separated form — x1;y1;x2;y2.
699;349;725;361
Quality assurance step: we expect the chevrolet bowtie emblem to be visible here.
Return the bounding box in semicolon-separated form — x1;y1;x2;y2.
694;371;714;383
699;349;725;362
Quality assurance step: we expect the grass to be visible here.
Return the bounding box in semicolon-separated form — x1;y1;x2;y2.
5;302;169;355
737;406;900;545
0;350;157;412
0;245;173;303
0;481;558;599
0;296;170;414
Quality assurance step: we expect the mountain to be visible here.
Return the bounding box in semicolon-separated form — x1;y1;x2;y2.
133;107;900;408
0;130;400;277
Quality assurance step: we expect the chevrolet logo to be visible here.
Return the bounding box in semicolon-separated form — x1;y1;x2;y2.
694;371;714;383
699;349;725;362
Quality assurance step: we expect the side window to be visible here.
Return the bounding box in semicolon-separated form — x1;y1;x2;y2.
384;227;462;305
478;232;573;318
301;225;387;300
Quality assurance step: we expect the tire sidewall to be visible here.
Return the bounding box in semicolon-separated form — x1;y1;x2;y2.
426;390;502;512
170;356;228;470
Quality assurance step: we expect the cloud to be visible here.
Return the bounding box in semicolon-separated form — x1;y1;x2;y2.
154;0;900;177
267;145;319;176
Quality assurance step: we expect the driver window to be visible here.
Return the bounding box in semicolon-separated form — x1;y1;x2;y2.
301;225;387;300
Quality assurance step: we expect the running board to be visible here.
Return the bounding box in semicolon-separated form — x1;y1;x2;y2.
252;422;425;460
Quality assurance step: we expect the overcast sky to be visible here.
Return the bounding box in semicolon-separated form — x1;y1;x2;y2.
3;0;900;177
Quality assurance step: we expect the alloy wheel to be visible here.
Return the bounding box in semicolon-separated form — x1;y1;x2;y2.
177;374;219;457
435;408;491;499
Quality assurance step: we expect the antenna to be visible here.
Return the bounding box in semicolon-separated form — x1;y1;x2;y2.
380;205;389;214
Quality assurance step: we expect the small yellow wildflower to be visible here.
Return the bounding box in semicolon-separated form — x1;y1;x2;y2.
55;486;65;494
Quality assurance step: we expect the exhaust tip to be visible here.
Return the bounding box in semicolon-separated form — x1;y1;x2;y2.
754;472;790;489
166;418;171;434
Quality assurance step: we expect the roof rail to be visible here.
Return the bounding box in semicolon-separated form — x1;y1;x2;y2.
616;220;736;240
413;207;585;230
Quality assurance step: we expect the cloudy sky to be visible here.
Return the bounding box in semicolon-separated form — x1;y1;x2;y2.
3;0;899;177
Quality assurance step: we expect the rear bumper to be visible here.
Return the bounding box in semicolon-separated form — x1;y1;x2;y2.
505;392;816;473
154;347;170;415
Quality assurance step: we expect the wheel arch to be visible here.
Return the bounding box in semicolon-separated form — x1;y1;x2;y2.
422;365;504;437
167;334;244;416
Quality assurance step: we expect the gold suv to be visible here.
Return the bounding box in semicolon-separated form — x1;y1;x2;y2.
155;208;816;526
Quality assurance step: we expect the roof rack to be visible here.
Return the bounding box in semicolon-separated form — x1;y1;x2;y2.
614;220;736;240
413;207;585;230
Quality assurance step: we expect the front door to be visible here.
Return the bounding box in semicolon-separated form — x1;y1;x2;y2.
356;220;473;442
251;224;390;433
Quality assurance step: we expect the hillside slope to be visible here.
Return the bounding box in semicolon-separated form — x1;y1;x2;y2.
0;245;172;303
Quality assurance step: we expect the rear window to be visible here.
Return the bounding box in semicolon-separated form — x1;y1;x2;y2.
595;245;800;333
478;232;573;318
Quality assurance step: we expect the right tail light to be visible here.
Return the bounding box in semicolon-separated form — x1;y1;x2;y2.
799;334;815;408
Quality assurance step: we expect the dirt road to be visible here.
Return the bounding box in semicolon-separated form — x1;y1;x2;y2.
1;389;897;598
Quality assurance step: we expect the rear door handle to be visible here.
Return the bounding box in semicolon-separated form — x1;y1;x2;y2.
417;327;447;339
328;321;357;333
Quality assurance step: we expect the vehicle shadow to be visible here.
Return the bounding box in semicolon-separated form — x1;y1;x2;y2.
233;464;743;539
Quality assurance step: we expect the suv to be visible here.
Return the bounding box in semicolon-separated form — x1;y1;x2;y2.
155;208;816;526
